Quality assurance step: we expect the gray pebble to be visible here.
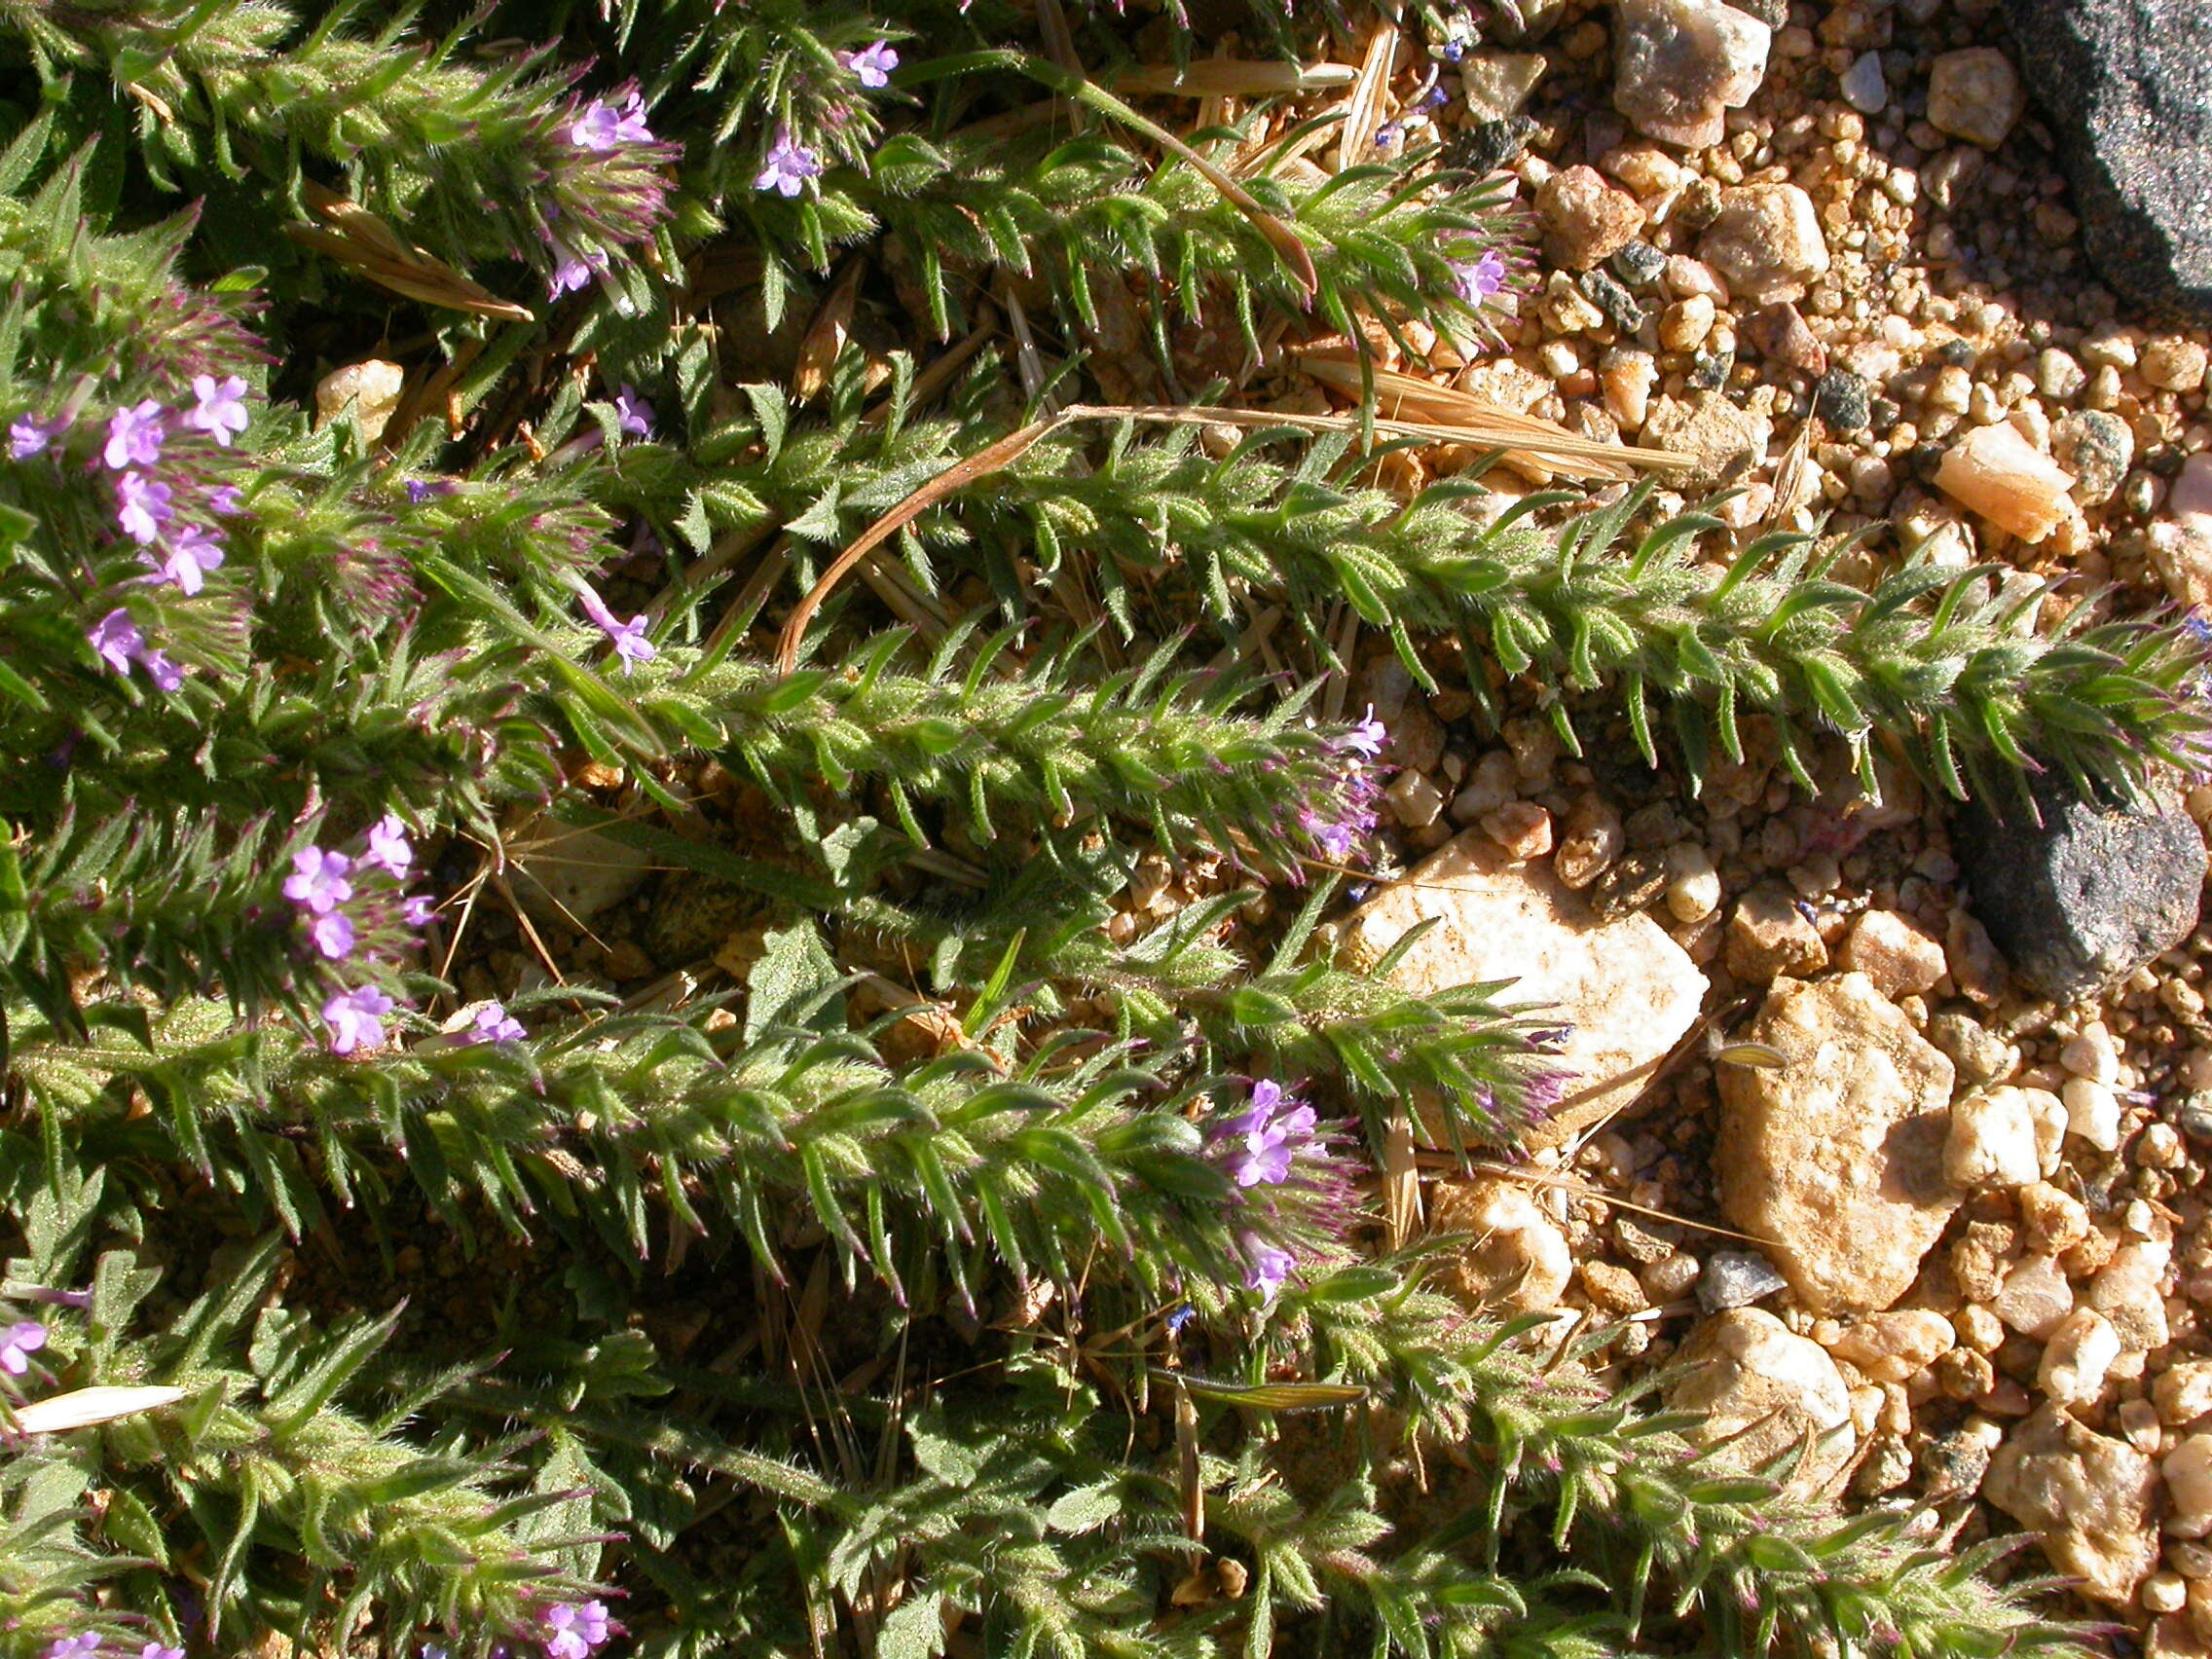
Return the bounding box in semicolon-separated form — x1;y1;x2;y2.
1610;239;1669;289
2180;1091;2212;1141
1697;1250;1789;1312
2050;408;2133;504
1812;368;1872;432
1578;266;1645;331
1685;349;1733;390
1448;116;1536;176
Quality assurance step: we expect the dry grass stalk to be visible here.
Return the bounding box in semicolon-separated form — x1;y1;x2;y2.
287;181;535;322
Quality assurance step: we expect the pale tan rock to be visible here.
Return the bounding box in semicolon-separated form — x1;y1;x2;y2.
2090;1236;2174;1356
1340;830;1707;1147
1612;0;1772;149
1715;974;1962;1314
1946;1086;2046;1189
1986;1405;2160;1606
1935;422;2077;542
1697;183;1830;302
1537;165;1645;270
1724;888;1826;981
2174;1436;2212;1539
1430;1176;1573;1312
1825;1309;1954;1383
1459;51;1549;121
1553;792;1624;889
2144;339;2210;394
1481;800;1555;861
511;824;652;925
1996;1252;2076;1340
1927;48;2025;150
1839;908;1946;998
2040;1309;2122;1407
314;359;406;444
2158;1362;2212;1427
1641;389;1772;486
1667;1308;1854;1490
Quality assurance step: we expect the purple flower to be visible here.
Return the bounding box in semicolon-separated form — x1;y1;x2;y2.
364;813;414;878
1240;1235;1294;1304
1336;705;1385;759
549;256;594;299
155;524;224;596
88;608;143;675
1448;248;1509;306
1373;121;1401;149
842;41;900;88
402;895;437;927
0;1321;46;1376
115;471;173;544
187;375;250;447
102;400;166;470
755;131;823;197
208;483;243;516
1219;1079;1318;1189
283;848;354;915
614;385;654;438
310;912;356;961
324;985;395;1055
140;649;184;693
577;584;655;674
141;1645;184;1659
406;479;433;504
571;92;653;151
10;415;54;459
541;1601;611;1659
43;1637;98;1659
468;1002;528;1045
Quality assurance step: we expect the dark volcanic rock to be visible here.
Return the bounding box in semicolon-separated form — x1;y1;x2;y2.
1956;772;2206;1003
2001;0;2212;324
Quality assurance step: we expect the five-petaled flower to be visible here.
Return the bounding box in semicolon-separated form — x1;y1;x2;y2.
1336;706;1385;760
9;415;54;459
755;131;823;197
842;40;899;88
0;1320;46;1376
116;471;173;544
324;985;395;1055
103;400;166;470
310;912;356;961
577;584;655;674
614;386;654;439
469;1003;528;1045
283;848;354;915
1240;1235;1294;1304
88;608;144;676
364;813;414;878
156;525;225;596
541;1600;611;1659
188;375;250;447
571;92;653;151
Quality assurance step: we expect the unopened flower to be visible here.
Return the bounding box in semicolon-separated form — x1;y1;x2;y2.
310;912;356;961
1448;247;1508;306
88;608;143;675
187;375;250;446
1373;121;1401;149
842;40;900;88
364;813;414;878
571;92;653;151
756;131;823;197
283;848;354;915
103;400;166;470
577;584;655;674
614;385;654;438
324;985;395;1055
1240;1235;1294;1303
115;471;173;544
541;1600;611;1659
0;1321;46;1375
468;1002;528;1045
155;524;224;596
9;415;55;459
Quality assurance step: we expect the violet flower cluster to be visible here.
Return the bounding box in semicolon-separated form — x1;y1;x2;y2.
281;815;440;1054
1296;708;1386;866
542;84;679;303
12;381;258;693
43;1641;180;1659
539;1600;612;1659
752;41;900;197
1207;1079;1336;1303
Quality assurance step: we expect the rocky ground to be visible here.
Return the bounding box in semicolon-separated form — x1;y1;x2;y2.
1298;0;2212;1651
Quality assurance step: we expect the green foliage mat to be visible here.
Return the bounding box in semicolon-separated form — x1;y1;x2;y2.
0;1;2192;1654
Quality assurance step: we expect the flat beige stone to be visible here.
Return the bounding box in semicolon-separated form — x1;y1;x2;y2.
1338;830;1707;1146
